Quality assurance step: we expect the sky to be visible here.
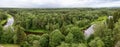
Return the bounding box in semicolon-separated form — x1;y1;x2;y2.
0;0;120;8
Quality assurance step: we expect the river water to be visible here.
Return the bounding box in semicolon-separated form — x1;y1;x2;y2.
4;17;14;29
84;25;95;38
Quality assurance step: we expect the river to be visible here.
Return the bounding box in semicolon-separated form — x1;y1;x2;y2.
84;25;95;38
3;17;14;30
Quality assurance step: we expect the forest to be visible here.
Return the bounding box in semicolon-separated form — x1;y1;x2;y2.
0;8;120;47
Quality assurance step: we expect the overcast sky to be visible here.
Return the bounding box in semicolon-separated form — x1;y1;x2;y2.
0;0;120;8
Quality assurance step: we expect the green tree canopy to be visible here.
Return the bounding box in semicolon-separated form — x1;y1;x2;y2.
39;34;49;47
89;37;105;47
70;27;85;43
65;32;74;43
49;29;65;47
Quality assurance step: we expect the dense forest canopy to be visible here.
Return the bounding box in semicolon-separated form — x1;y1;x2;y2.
0;8;120;47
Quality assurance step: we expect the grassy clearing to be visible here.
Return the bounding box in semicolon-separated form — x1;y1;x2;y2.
25;29;47;35
0;44;20;47
27;29;47;33
0;20;7;25
91;16;107;24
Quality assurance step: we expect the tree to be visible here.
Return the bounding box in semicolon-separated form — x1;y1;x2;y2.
70;27;85;43
32;40;40;47
113;19;120;44
71;43;80;47
0;13;7;20
65;32;74;43
106;16;114;29
57;42;70;47
39;34;49;47
94;22;107;38
0;25;3;42
21;34;41;47
61;24;74;36
89;37;105;47
86;34;94;43
113;11;120;23
94;23;114;47
0;27;15;43
15;25;26;44
0;24;2;31
20;41;30;47
75;19;89;28
78;43;87;47
57;42;87;47
49;29;65;47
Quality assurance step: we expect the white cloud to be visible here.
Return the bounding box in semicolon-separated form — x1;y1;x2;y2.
93;1;120;7
0;0;120;8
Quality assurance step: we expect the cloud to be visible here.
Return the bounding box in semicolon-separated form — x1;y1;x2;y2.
0;0;120;8
93;1;120;7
